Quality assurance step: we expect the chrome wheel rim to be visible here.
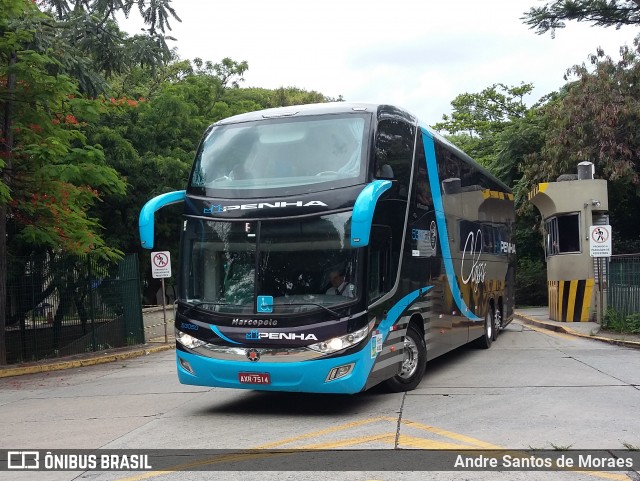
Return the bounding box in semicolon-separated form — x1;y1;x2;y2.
399;335;419;379
495;309;502;330
486;311;493;339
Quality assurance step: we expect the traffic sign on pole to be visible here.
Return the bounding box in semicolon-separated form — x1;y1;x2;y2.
589;225;612;258
151;251;172;278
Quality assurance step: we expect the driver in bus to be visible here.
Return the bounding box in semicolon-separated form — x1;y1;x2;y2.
326;270;355;298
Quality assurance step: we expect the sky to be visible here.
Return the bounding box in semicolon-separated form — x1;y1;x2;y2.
123;0;638;126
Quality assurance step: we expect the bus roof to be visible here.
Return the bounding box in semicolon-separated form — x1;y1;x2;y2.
211;102;511;193
213;102;414;125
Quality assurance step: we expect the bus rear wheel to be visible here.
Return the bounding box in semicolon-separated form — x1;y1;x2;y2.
474;308;493;349
383;324;426;392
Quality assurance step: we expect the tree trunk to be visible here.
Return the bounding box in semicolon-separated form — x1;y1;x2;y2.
0;52;17;365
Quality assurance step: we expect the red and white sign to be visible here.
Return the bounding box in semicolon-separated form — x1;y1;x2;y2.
589;225;612;258
151;251;172;278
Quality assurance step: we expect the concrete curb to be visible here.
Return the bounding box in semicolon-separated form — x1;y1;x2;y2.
0;344;175;379
514;313;640;350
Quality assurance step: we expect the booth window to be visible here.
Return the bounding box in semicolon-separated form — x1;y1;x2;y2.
545;213;580;256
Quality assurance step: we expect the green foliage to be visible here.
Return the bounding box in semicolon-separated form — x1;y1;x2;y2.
35;0;179;96
604;308;640;333
434;83;534;138
1;0;126;260
523;39;640;253
523;0;640;36
515;257;548;307
433;83;538;177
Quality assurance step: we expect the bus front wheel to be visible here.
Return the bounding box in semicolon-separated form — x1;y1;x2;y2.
383;324;426;392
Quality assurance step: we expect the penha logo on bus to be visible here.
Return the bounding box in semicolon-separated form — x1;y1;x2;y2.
246;329;318;341
204;200;328;214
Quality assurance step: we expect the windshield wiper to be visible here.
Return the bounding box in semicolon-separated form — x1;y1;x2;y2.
179;300;341;318
275;302;341;317
179;300;233;317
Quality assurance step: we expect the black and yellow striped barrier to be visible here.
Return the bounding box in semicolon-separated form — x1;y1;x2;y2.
548;279;595;322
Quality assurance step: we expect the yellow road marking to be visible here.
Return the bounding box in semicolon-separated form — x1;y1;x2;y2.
573;472;632;481
113;417;633;481
387;417;501;449
394;434;478;450
255;416;386;448
297;432;396;449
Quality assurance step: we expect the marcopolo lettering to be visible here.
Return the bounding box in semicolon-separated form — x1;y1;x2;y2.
231;318;278;326
204;200;327;214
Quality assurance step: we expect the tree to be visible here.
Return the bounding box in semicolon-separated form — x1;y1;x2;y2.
1;0;131;362
433;83;534;167
41;0;180;89
1;0;181;364
523;0;640;36
524;40;640;252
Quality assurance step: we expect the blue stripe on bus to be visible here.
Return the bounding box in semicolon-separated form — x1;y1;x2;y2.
139;190;186;249
377;286;433;337
420;128;482;322
351;180;392;247
210;325;242;345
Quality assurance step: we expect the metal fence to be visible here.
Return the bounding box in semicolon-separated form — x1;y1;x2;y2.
607;254;640;317
5;253;144;364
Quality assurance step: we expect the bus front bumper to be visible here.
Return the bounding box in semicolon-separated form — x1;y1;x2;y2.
176;344;376;394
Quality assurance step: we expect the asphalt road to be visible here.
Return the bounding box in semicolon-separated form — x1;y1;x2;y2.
1;320;639;481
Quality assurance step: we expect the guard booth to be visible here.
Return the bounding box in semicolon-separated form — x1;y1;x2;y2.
528;162;609;322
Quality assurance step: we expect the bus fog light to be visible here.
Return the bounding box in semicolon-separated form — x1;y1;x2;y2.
325;363;355;382
179;357;195;374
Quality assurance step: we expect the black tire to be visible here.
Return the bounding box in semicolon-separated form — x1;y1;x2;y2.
474;308;493;349
383;323;427;392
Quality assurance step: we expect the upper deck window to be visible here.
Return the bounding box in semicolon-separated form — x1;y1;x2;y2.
190;114;369;196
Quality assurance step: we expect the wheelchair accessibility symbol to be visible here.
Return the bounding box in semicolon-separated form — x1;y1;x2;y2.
257;295;273;313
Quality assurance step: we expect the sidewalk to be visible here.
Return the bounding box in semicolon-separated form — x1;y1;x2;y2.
515;307;640;349
0;342;175;379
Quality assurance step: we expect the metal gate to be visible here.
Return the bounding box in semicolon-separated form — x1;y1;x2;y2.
6;253;144;364
607;254;640;317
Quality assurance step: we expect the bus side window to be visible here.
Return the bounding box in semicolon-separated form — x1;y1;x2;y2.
374;119;415;197
368;226;392;302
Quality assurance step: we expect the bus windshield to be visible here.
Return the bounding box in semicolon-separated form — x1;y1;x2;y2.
189;114;368;193
181;212;359;314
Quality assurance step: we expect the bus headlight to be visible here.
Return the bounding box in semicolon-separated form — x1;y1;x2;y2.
175;329;206;349
308;324;370;354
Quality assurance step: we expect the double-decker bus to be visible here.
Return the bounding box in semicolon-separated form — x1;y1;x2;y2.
139;103;515;394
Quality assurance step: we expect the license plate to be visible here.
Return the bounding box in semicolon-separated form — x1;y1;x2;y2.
238;372;271;385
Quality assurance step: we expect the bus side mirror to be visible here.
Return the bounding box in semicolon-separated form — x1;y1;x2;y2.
351;180;392;248
139;190;186;249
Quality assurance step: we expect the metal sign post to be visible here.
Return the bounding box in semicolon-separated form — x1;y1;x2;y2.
151;251;172;343
589;225;612;324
